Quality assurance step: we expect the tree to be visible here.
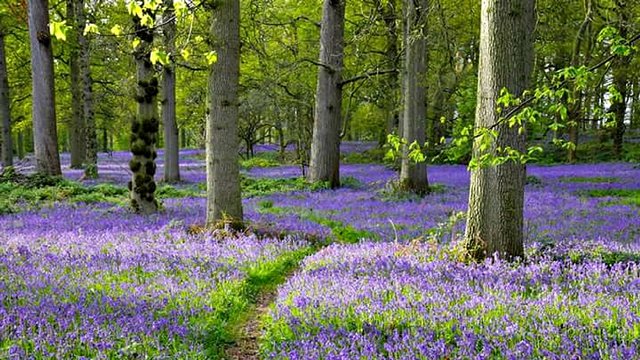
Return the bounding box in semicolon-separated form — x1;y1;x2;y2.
162;0;180;182
81;0;97;178
611;0;630;159
28;0;61;175
308;0;346;188
67;0;85;168
205;0;243;226
0;16;13;168
129;2;159;214
464;0;534;261
399;0;429;194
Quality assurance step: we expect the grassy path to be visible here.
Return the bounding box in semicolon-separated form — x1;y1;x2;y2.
222;247;314;360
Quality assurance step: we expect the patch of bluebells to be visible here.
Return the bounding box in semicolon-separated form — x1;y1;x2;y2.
264;241;640;359
0;201;308;358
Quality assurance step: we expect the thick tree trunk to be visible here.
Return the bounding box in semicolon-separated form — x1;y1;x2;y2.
205;0;243;226
162;0;180;183
464;0;534;261
308;0;345;188
129;6;159;214
400;0;429;194
28;0;61;175
67;0;85;168
0;29;13;167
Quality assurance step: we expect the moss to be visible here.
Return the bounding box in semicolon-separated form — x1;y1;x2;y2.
131;140;147;156
145;161;156;176
129;159;142;173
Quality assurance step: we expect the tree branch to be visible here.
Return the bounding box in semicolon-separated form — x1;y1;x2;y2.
339;68;397;87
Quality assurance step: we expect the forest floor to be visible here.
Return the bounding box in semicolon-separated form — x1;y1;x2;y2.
225;288;277;360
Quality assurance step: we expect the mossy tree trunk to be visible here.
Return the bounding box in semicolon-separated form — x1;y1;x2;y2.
399;0;429;195
0;23;12;168
611;0;629;159
129;5;159;214
162;0;180;183
28;0;61;175
205;0;243;226
464;0;534;261
308;0;345;189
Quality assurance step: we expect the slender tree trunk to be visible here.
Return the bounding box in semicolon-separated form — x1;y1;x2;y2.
308;0;345;188
16;130;24;159
67;0;85;168
28;0;61;175
464;0;534;261
0;28;13;167
205;0;243;226
611;1;629;159
129;5;159;214
378;0;400;145
631;80;639;129
162;0;180;182
400;0;429;194
81;6;97;179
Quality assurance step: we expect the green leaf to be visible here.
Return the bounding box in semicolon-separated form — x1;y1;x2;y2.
83;23;100;36
180;48;190;60
206;51;218;65
150;48;169;65
110;25;123;36
49;20;68;41
132;38;141;50
128;1;144;18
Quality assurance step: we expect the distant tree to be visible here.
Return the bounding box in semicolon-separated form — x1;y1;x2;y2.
399;0;429;194
67;0;85;168
129;1;159;214
28;0;61;175
464;0;534;261
162;0;180;182
205;0;243;226
0;16;13;167
308;0;346;188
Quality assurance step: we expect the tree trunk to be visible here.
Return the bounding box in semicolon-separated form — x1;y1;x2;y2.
631;80;639;129
464;0;534;261
81;6;97;179
0;27;13;167
162;0;180;183
400;0;429;194
67;0;85;168
378;0;400;145
611;1;629;159
17;130;24;160
205;0;243;226
308;0;345;188
129;5;159;214
28;0;61;175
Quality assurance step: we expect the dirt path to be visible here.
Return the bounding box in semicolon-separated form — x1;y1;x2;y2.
224;288;277;360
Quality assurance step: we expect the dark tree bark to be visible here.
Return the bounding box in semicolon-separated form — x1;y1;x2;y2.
28;0;61;175
67;0;85;168
308;0;346;188
129;4;159;214
205;0;243;226
81;3;97;179
464;0;534;261
162;0;180;182
0;23;13;167
400;0;429;195
376;0;400;145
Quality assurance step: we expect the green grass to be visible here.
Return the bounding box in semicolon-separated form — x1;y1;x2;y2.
578;188;640;206
560;176;619;183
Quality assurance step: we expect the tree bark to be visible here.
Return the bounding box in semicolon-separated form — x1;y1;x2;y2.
129;5;159;214
28;0;61;175
400;0;429;195
0;26;13;167
162;0;180;183
81;5;97;179
205;0;243;226
611;0;629;159
308;0;345;188
464;0;534;261
377;0;400;145
67;0;85;168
